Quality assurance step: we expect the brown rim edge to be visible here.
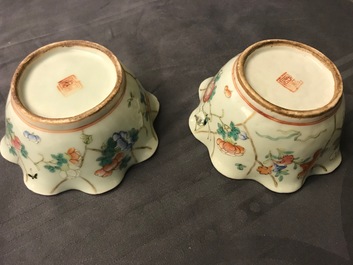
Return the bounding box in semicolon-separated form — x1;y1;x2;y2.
235;39;343;119
10;40;125;125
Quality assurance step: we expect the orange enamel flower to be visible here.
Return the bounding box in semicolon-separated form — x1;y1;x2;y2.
224;85;232;98
257;165;273;175
66;147;82;165
297;149;321;179
278;155;294;165
94;152;124;178
216;138;245;156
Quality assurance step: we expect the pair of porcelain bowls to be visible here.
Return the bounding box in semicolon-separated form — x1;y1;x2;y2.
0;39;344;195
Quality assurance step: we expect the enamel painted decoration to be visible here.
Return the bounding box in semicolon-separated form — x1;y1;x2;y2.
0;40;159;195
189;39;344;193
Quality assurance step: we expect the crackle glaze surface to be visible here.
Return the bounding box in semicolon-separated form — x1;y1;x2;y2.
0;41;159;195
189;40;344;193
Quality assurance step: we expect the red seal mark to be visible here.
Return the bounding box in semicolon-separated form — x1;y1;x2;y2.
57;75;83;96
276;72;303;92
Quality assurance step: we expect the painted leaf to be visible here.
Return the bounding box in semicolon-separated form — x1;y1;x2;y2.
20;145;28;158
140;92;146;104
217;123;226;139
228;123;240;141
119;156;131;170
9;146;16;156
129;128;139;144
44;165;56;173
6;119;14;136
235;163;246;170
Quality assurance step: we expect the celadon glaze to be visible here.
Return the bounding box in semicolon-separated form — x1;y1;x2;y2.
0;40;159;195
189;39;344;193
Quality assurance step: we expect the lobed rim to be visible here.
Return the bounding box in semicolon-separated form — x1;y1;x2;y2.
10;40;125;125
235;39;343;118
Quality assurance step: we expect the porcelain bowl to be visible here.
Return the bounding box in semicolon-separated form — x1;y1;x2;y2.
0;40;159;195
189;39;344;193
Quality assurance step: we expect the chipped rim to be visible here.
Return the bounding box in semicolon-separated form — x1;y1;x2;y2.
10;40;125;126
235;39;343;119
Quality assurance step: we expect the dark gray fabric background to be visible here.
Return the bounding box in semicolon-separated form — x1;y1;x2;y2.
1;0;353;264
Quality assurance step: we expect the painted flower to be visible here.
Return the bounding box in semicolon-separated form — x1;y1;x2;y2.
95;152;124;178
202;71;222;102
59;163;81;179
272;163;287;172
278;155;294;165
216;138;245;156
67;147;82;165
8;132;28;158
60;168;80;179
113;131;133;151
239;131;249;141
81;133;93;145
11;136;22;150
96;129;138;176
224;85;232;98
257;165;273;175
297;149;321;179
203;80;216;102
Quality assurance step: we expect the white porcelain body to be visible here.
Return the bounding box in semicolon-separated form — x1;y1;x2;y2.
0;41;159;195
189;40;344;193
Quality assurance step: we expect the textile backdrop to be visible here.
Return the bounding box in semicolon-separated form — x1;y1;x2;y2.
1;0;353;264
